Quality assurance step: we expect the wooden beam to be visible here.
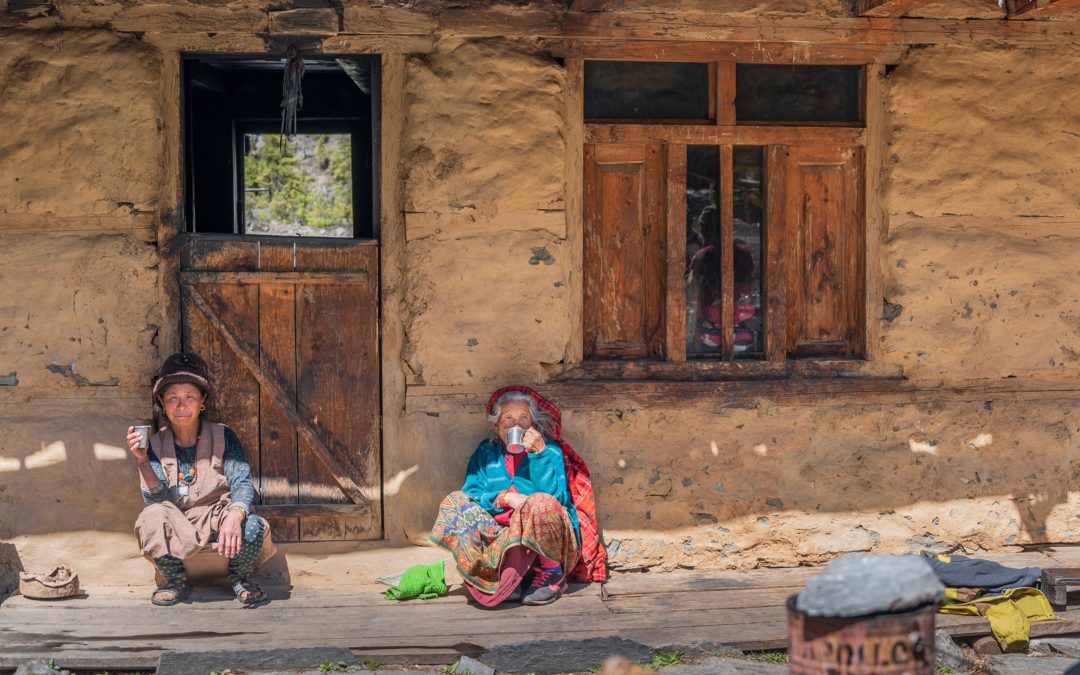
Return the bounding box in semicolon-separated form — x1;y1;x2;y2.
586;124;865;148
182;284;371;508
564;58;586;365
563;13;1080;46
857;0;935;17
268;8;340;36
1009;0;1080;17
543;39;910;64
182;271;370;286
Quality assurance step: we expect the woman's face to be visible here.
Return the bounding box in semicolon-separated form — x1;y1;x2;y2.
160;383;204;428
494;401;533;444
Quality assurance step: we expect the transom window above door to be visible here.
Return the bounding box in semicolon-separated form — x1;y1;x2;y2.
183;55;378;239
581;60;867;370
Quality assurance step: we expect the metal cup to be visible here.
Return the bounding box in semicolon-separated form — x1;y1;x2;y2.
506;426;526;454
133;425;151;450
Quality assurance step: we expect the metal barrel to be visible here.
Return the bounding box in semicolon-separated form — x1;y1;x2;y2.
787;595;936;675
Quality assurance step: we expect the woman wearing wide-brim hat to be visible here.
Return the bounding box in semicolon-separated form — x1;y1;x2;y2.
125;352;273;607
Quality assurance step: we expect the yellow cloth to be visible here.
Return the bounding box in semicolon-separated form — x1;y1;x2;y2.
938;586;1059;652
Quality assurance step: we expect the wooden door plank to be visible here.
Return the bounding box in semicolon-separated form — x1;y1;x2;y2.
297;282;382;540
258;283;300;541
183;271;371;285
182;283;260;465
296;244;381;540
182;284;373;509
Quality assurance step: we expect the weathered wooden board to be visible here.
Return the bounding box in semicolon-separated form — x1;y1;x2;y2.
583;143;666;359
180;238;381;542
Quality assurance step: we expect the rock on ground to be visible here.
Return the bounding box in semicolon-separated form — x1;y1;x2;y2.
480;636;654;674
796;554;944;617
984;654;1080;675
935;628;968;669
1032;637;1080;658
657;656;787;674
14;661;70;675
157;647;357;675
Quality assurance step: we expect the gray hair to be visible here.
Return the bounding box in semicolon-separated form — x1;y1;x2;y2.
487;390;556;441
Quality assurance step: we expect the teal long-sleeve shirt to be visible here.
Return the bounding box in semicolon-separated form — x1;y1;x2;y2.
461;438;581;545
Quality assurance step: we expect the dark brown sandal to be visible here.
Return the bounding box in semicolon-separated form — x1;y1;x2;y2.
151;579;191;606
231;578;268;607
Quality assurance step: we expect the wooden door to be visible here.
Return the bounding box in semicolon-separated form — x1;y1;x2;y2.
784;145;864;358
179;236;381;541
583;143;667;360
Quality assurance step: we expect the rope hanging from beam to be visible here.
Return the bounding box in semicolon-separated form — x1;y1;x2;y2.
281;44;305;139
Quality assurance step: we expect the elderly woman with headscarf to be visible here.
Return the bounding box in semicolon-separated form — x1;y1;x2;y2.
430;386;606;606
125;352;273;607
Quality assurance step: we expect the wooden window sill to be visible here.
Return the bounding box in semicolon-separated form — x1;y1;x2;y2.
547;359;902;383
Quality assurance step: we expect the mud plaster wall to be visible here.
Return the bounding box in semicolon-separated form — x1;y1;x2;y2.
0;29;165;538
398;42;1080;570
2;15;1080;574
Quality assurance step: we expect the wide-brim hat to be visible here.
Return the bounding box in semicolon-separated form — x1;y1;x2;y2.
152;352;212;401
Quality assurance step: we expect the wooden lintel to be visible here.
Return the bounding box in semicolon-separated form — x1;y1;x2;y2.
182;271;370;286
542;39;909;64
183;285;371;508
1009;0;1080;17
857;0;935;18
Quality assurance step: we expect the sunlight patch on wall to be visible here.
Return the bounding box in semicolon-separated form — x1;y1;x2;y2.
968;433;993;449
753;443;768;456
93;443;128;461
710;440;720;457
909;439;939;455
24;441;67;469
0;457;19;472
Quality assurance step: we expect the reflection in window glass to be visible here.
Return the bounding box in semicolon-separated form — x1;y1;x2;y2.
585;61;710;120
685;146;721;355
733;146;764;356
736;65;861;123
243;134;353;237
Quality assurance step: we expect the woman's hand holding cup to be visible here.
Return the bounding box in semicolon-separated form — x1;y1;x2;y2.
127;425;151;463
522;428;545;454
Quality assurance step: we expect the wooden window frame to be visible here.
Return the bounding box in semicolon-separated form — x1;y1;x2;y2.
565;55;887;383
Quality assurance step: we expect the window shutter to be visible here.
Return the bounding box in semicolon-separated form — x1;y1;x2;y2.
784;145;864;358
583;143;666;359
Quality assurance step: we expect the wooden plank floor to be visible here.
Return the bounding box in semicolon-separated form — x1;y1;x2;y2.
5;546;1080;670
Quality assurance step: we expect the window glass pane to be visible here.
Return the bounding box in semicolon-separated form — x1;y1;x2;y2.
685;146;721;355
585;61;710;120
736;65;861;123
733;146;765;356
243;133;353;237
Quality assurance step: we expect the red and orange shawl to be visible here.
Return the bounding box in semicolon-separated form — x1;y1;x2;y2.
487;385;608;583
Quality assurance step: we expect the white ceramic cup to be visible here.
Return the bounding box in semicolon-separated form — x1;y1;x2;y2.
133;425;151;450
506;426;526;454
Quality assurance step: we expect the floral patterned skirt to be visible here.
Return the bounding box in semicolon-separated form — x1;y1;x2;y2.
429;491;580;598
